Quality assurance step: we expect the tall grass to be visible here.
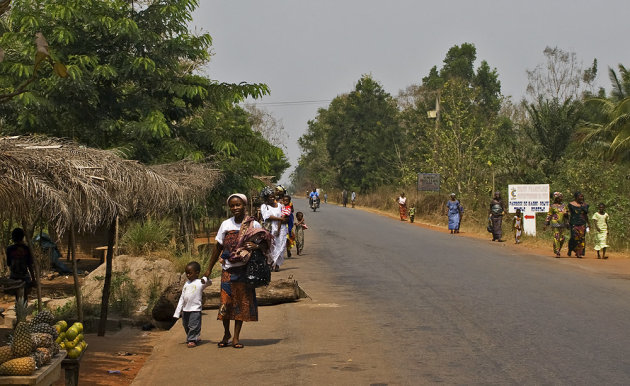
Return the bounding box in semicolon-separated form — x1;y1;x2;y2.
120;218;174;255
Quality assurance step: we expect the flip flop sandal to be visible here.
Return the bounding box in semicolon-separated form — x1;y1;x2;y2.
217;341;229;348
232;343;244;349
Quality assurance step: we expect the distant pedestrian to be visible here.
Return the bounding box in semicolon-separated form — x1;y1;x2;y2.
282;195;295;258
592;203;609;259
408;204;416;223
512;208;523;244
544;192;568;257
6;228;37;303
351;191;356;208
342;189;348;207
324;193;328;204
397;192;407;221
489;191;505;242
568;191;590;258
174;261;210;348
446;193;462;234
294;211;308;255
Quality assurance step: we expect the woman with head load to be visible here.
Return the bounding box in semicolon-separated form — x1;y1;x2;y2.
203;193;264;349
567;191;590;258
260;186;288;271
489;191;505;242
544;192;569;257
397;192;408;221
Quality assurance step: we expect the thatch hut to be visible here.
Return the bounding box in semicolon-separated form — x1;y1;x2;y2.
0;136;219;334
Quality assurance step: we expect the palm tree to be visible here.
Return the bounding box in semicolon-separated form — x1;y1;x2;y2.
578;96;630;162
608;65;630;101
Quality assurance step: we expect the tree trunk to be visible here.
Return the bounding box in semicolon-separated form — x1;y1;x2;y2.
98;218;117;336
69;226;83;323
24;223;42;312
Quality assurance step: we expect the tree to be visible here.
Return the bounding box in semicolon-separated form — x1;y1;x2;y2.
526;46;597;102
0;0;269;163
578;96;630;162
325;75;400;191
608;64;630;101
243;103;286;149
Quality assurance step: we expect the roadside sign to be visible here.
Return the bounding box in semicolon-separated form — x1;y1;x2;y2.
417;173;440;192
508;184;549;236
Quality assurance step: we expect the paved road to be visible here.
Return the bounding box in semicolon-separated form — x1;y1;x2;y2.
301;198;630;384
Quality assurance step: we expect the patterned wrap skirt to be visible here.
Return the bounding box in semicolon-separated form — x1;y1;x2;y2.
218;270;258;322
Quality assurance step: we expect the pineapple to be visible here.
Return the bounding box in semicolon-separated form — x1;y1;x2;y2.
11;322;34;358
30;333;54;349
31;309;55;326
31;323;58;340
34;347;51;366
0;356;36;376
0;345;12;365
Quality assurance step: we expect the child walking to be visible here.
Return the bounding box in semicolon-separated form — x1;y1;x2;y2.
173;261;211;347
408;204;416;223
592;203;609;259
294;211;308;255
282;195;295;257
512;208;523;244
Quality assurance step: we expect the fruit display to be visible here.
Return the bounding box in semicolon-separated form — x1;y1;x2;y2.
56;321;86;360
0;305;65;377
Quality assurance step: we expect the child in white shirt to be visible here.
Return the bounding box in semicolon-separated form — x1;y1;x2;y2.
173;261;211;347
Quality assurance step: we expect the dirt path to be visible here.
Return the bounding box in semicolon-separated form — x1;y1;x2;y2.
133;240;403;385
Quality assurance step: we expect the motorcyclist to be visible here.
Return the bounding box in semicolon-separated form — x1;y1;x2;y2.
309;188;320;208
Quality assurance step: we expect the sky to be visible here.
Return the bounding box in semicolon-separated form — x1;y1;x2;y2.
191;0;630;183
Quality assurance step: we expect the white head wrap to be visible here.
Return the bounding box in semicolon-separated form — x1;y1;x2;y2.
227;193;248;206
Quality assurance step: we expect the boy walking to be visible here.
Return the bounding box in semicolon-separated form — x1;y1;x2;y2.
174;261;211;347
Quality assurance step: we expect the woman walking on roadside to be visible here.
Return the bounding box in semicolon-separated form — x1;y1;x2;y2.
446;193;462;234
260;186;288;271
489;191;505;242
567;191;590;258
203;193;263;349
397;192;408;221
544;192;568;257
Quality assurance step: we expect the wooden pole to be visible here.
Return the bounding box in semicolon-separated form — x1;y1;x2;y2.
69;225;83;323
98;217;117;336
25;222;42;312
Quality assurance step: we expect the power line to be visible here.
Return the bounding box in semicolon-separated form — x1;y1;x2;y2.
246;99;333;107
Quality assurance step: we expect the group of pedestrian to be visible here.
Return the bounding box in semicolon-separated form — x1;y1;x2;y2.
544;191;609;259
174;187;311;349
488;190;610;259
341;189;357;208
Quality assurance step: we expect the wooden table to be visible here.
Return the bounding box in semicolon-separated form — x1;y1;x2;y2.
0;351;66;386
60;346;87;386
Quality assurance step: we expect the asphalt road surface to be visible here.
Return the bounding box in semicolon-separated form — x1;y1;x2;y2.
298;198;630;384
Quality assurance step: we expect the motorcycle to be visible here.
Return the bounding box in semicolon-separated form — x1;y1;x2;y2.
309;195;320;212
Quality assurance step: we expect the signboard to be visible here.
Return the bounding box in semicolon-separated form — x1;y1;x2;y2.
508;184;550;236
508;184;550;213
417;173;440;192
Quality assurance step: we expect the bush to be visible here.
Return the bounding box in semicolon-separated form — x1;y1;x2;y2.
120;218;174;255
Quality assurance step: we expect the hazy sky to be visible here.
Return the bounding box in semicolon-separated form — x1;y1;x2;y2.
192;0;630;183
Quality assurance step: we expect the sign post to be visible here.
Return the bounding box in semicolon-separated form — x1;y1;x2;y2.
417;173;440;192
508;184;550;236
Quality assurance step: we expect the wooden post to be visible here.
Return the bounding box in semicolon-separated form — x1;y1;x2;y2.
25;223;42;312
69;225;83;323
98;217;117;336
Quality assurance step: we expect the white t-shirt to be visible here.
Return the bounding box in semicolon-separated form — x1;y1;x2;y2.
173;277;210;318
398;196;407;205
215;217;262;270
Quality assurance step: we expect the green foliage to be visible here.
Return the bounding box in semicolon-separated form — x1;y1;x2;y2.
0;0;272;165
107;270;139;317
120;218;173;255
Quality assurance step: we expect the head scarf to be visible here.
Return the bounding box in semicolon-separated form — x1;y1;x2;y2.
260;186;274;199
553;191;562;199
227;193;248;206
450;193;456;197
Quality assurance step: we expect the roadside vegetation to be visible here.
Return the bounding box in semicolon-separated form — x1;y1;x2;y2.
292;44;630;253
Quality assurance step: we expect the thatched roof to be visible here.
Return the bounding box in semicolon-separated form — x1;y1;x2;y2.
149;160;222;203
0;136;186;234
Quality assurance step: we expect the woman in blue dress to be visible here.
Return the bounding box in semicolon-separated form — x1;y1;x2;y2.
446;193;463;234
